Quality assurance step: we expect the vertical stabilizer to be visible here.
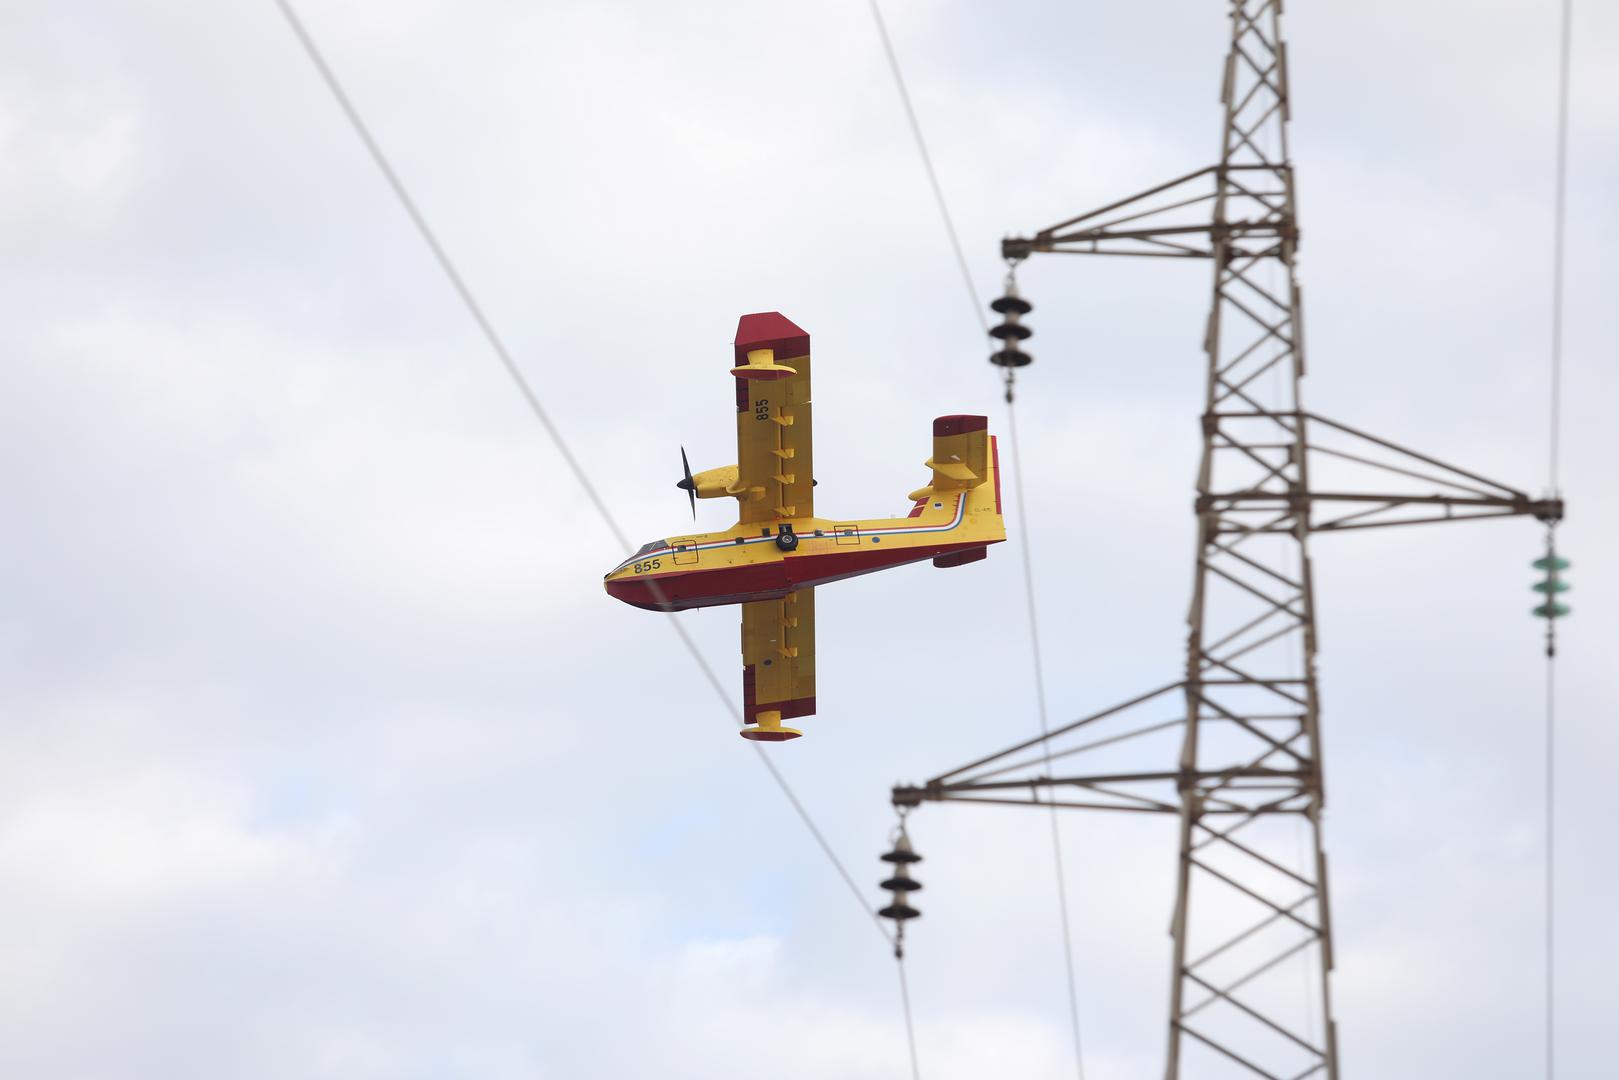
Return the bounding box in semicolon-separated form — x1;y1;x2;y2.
926;415;990;494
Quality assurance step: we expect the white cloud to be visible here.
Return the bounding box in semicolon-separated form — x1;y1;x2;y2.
1;0;1615;1076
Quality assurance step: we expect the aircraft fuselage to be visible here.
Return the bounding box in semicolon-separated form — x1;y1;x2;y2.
604;486;1000;612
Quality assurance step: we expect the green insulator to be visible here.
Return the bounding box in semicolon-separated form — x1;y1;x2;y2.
1533;555;1571;571
1533;601;1571;619
1533;579;1571;594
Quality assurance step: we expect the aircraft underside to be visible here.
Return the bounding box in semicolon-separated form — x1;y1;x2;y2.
606;537;989;611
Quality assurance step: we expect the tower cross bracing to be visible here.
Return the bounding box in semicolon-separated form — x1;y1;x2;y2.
895;3;1562;1076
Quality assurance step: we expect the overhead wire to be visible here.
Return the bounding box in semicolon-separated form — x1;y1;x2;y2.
1549;0;1572;496
896;946;923;1080
1544;641;1559;1080
1008;403;1090;1080
865;0;989;337
866;2;1086;1076
1544;1;1574;1075
267;0;896;957
862;2;999;1069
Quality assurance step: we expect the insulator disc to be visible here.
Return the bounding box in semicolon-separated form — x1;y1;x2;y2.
1533;602;1571;618
1533;580;1570;594
879;902;921;921
1533;556;1571;571
990;295;1033;315
990;348;1032;368
880;875;923;893
881;849;923;864
990;323;1033;341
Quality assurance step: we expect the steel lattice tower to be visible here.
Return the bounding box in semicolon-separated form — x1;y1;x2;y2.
892;2;1562;1075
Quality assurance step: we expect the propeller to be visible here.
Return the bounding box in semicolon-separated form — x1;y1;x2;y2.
676;445;696;519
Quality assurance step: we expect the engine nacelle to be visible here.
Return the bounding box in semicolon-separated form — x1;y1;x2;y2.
690;464;744;500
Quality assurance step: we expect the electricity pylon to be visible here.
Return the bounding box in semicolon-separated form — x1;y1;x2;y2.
893;2;1562;1076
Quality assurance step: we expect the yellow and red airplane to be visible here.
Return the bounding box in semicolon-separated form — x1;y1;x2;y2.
605;312;1006;742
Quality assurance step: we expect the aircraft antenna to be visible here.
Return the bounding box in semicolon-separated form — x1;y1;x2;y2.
889;3;1570;1076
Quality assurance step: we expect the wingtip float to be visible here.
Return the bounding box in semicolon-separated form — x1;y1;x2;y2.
604;312;1007;741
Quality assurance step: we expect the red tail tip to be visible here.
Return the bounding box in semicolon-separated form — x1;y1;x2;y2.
934;414;988;436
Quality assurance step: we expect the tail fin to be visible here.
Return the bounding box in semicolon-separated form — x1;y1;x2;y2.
905;415;1005;567
908;415;991;502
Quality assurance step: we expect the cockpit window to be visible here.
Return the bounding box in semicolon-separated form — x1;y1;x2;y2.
608;538;672;579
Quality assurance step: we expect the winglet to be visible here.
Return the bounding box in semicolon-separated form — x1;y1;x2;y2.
740;710;803;742
730;347;798;381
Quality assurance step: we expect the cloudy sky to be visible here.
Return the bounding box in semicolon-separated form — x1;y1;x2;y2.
3;1;1615;1077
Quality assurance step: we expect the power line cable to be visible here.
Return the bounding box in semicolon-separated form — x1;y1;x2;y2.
269;0;894;953
1008;403;1089;1080
897;952;923;1080
865;0;989;336
1545;655;1559;1080
864;3;1087;1074
1544;2;1574;1075
1549;0;1572;495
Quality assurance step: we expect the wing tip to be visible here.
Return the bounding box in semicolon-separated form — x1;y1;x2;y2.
740;723;803;742
735;312;810;363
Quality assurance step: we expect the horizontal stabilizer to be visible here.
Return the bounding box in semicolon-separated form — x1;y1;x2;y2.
927;459;979;482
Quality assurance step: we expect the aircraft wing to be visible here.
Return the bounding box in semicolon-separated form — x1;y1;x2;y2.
740;589;816;738
731;313;813;525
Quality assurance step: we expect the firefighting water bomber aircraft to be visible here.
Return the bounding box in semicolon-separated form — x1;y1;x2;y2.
604;313;1007;742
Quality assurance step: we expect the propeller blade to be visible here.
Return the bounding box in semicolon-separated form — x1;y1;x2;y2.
678;445;696;518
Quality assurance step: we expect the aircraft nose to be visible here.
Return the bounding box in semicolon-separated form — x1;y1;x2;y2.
604;573;663;610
